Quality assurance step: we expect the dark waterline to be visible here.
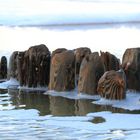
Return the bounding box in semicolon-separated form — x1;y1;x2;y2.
2;21;140;31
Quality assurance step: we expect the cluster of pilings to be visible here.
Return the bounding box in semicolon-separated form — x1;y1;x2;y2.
8;44;50;87
1;44;140;100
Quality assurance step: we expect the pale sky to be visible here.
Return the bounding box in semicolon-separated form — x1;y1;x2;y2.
0;0;139;15
0;0;140;25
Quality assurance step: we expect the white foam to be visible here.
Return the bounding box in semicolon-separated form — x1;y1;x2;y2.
93;91;140;111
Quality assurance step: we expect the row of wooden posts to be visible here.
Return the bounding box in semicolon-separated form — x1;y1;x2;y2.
0;44;140;100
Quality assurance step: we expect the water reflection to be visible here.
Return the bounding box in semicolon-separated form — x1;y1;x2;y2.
75;100;101;116
0;89;139;116
9;89;51;116
49;96;75;116
8;89;102;116
0;89;7;94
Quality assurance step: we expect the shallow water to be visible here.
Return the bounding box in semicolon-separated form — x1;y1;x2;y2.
0;89;140;140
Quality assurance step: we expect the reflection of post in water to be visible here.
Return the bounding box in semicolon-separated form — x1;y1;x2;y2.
8;89;51;116
8;89;129;116
94;103;127;113
74;99;102;116
49;96;75;116
8;89;20;106
74;99;128;115
0;89;7;94
106;105;127;113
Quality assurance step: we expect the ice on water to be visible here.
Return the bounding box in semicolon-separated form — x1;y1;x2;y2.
46;90;140;111
94;91;140;111
46;90;100;100
0;108;140;139
0;78;19;89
